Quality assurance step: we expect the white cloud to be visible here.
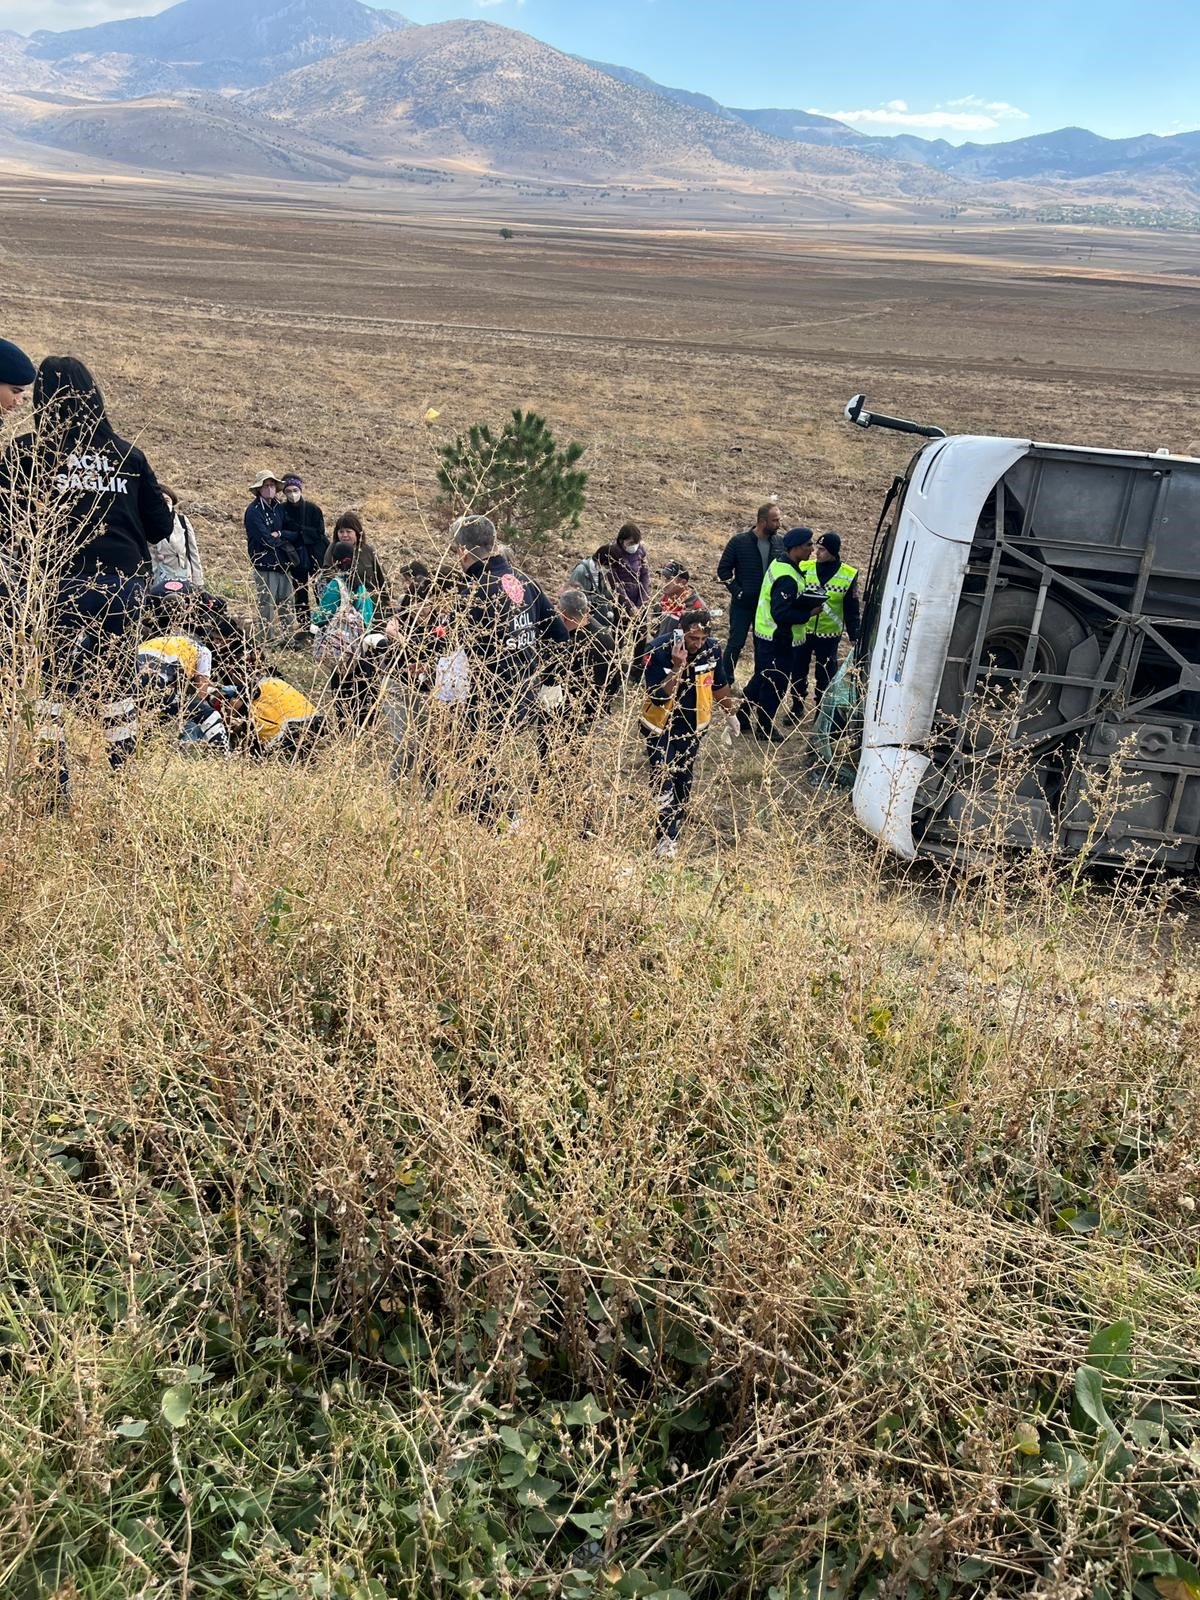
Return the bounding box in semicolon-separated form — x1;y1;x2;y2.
946;95;1029;120
808;95;1030;133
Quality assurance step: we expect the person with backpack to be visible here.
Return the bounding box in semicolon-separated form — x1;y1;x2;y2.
313;541;376;642
311;540;378;727
568;543;620;629
150;486;205;587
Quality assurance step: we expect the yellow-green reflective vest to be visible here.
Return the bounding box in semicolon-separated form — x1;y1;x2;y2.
799;560;857;637
753;558;810;644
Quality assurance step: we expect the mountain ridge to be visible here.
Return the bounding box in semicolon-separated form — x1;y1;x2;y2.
2;0;1197;209
245;19;965;197
28;0;411;92
577;60;1200;203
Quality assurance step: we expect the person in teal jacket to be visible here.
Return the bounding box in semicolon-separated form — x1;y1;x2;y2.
313;541;375;633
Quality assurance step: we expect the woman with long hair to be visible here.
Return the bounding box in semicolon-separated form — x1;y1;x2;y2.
325;510;392;612
0;355;174;792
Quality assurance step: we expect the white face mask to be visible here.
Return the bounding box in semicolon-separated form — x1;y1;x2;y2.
622;542;641;555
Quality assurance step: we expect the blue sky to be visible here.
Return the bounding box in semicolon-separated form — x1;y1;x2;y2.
5;0;1198;142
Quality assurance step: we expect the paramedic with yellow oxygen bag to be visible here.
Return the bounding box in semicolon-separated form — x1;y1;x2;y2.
640;606;739;858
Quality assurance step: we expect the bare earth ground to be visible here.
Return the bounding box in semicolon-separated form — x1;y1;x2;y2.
2;176;1199;609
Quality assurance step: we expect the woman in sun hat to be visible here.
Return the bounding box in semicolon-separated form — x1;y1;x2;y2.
244;470;300;643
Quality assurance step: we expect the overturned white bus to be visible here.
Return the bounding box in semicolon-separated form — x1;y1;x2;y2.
836;395;1200;870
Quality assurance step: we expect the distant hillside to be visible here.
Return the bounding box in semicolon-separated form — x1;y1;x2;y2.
726;106;857;143
576;58;738;123
582;59;1200;208
28;0;410;92
6;1;1198;210
0;90;351;181
250;19;963;197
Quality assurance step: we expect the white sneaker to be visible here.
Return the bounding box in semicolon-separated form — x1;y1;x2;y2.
654;837;678;860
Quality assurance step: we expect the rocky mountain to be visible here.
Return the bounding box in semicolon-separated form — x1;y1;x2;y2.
576;58;739;123
724;107;857;144
913;126;1200;186
3;1;1197;209
27;0;410;93
0;29;63;92
249;19;960;197
581;60;1200;207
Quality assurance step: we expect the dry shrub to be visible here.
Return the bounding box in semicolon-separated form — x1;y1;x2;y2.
0;677;1197;1596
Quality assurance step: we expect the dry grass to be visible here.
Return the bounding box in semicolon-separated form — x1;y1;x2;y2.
1;712;1198;1597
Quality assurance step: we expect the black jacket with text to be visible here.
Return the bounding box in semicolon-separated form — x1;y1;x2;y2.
460;555;549;723
0;431;173;579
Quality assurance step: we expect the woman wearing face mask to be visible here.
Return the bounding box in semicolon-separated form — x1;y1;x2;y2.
279;471;328;628
150;486;205;587
608;522;651;616
244;471;300;643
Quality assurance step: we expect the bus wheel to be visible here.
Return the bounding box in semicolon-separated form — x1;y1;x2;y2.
938;587;1089;743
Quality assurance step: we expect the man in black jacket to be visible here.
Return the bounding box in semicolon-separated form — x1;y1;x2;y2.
716;502;784;679
533;585;619;779
280;472;328;630
454;514;544;725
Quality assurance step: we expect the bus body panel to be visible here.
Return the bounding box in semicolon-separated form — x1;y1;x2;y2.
853;745;930;859
850;430;1200;869
853;437;1029;848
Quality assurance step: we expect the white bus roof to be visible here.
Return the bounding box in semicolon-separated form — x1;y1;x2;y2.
927;435;1199;468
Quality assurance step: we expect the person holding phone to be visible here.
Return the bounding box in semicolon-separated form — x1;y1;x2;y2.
640;607;739;858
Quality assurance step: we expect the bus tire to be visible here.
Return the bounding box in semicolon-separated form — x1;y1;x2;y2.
937;587;1090;741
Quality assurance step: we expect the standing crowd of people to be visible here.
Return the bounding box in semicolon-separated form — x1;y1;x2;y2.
0;342;860;855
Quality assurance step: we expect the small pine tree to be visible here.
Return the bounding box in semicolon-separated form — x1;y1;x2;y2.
436;410;588;550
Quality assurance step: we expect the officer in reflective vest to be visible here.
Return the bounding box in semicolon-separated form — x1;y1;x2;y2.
738;527;820;740
792;531;860;711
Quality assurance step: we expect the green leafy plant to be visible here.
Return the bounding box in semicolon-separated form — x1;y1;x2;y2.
436;408;588;548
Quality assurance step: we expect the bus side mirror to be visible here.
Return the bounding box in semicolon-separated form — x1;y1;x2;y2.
845;393;871;428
